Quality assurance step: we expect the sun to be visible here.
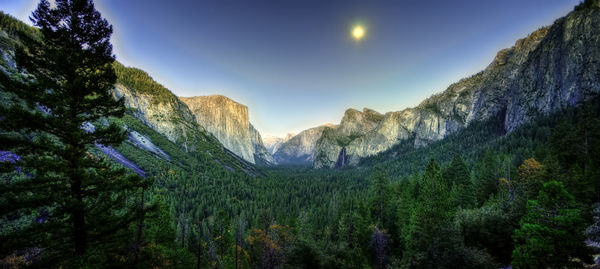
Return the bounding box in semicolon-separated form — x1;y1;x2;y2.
352;25;365;40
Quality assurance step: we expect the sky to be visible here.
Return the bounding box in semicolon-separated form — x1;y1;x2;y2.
0;0;580;137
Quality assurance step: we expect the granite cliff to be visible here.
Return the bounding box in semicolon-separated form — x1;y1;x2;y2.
179;95;275;165
277;5;600;168
111;63;262;174
273;124;335;165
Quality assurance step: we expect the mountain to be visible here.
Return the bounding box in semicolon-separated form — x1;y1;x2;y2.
280;5;600;168
314;108;385;168
273;124;335;165
111;64;265;174
103;64;269;176
263;133;295;155
179;95;275;165
0;12;262;177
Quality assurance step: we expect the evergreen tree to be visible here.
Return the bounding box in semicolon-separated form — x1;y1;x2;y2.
402;159;453;268
369;167;390;228
444;155;475;208
548;108;600;203
0;0;150;265
512;181;592;268
474;151;499;205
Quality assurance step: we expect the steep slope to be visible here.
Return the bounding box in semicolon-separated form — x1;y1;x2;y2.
273;124;335;165
310;4;600;168
179;95;275;165
0;10;262;177
314;108;385;168
263;133;295;155
112;64;262;175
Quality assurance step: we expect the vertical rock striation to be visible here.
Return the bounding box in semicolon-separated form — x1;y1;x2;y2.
179;95;275;165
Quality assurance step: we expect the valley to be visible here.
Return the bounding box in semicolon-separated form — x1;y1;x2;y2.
1;0;600;268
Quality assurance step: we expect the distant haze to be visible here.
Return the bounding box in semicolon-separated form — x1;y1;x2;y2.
0;0;578;137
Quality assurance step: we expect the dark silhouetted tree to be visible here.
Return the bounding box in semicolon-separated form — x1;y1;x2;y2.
0;0;150;266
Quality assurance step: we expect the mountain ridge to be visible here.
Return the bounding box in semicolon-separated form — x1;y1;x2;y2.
275;5;600;168
263;133;295;155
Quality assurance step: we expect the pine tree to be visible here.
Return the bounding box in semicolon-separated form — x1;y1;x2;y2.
370;166;390;228
474;151;499;205
444;155;475;208
402;159;453;268
0;0;150;265
512;181;593;268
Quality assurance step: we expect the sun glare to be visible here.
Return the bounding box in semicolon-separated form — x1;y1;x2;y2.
352;25;365;40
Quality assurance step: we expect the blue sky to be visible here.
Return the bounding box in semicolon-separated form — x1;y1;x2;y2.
0;0;579;137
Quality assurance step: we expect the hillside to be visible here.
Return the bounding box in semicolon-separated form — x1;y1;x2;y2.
2;2;600;268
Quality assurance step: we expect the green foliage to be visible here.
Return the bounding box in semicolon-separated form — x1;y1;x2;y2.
575;0;600;11
1;4;600;268
0;0;152;266
0;11;39;40
369;167;390;227
402;159;453;267
474;151;500;205
113;62;177;105
319;127;362;147
512;181;593;268
456;202;516;265
443;155;475;208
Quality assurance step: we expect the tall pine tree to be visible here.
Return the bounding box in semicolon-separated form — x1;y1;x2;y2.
369;166;390;228
0;0;150;266
444;155;475;208
512;181;592;268
402;159;453;268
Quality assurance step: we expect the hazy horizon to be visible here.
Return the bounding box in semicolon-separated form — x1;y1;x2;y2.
0;0;579;137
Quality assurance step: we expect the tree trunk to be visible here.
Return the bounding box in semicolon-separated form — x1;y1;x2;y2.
71;156;86;255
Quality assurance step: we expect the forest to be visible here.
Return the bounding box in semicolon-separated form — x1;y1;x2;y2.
1;0;600;268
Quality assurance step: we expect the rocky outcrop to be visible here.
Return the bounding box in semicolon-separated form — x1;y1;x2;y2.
111;64;263;175
314;108;388;168
128;130;171;161
112;83;210;153
312;4;600;168
0;14;262;176
273;124;335;165
249;124;276;165
179;95;275;165
263;133;295;155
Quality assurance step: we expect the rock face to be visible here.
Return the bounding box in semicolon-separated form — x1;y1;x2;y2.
0;14;263;176
128;130;171;161
250;125;276;165
273;124;335;165
112;83;210;153
111;63;264;175
179;95;275;165
309;5;600;168
263;133;295;155
314;108;387;168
